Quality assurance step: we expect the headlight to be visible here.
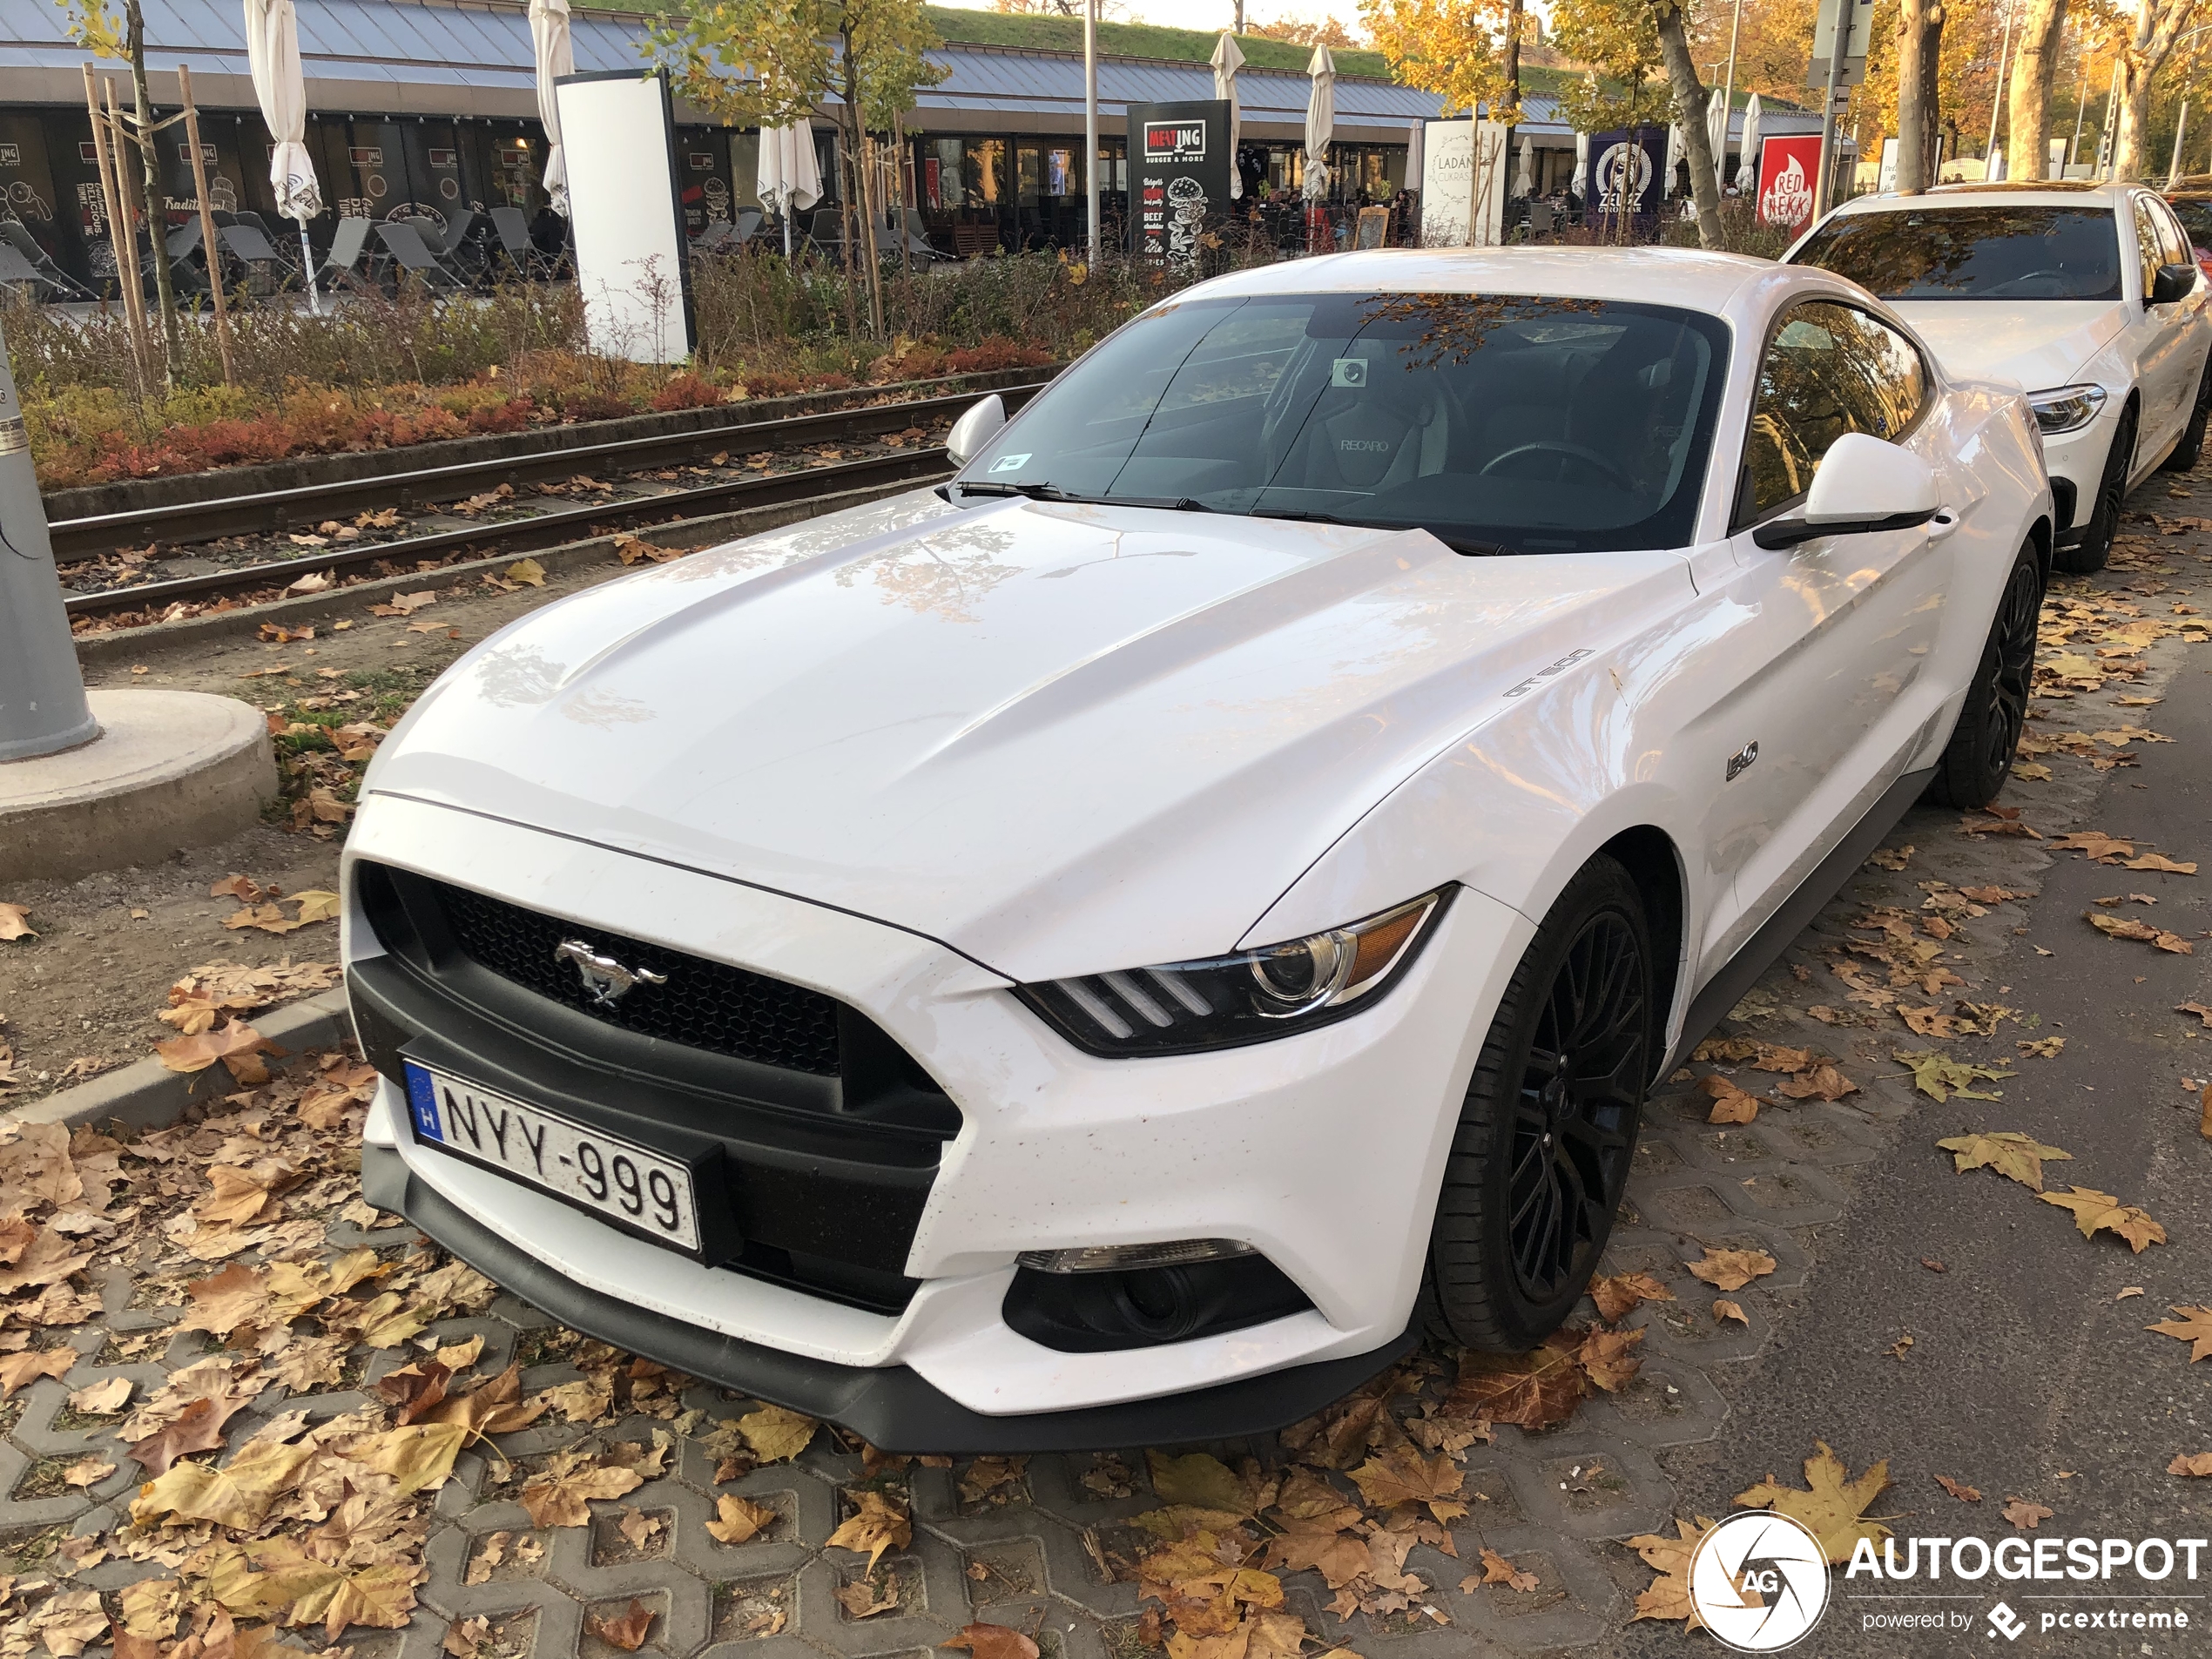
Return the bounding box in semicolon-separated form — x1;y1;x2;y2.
1015;888;1451;1056
2027;383;2108;434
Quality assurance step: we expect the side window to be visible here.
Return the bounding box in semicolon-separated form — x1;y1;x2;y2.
1738;301;1929;523
2154;199;2193;273
2134;196;2167;298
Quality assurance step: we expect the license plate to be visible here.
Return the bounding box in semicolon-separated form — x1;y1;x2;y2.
402;1062;701;1252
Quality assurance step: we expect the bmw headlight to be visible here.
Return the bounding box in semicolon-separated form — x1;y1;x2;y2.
1016;889;1451;1056
2027;383;2109;434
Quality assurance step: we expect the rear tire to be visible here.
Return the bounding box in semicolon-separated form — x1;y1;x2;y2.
1925;538;2043;809
2161;355;2212;472
2055;404;2134;575
1424;856;1652;1352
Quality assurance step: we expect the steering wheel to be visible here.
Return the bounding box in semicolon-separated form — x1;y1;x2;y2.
1479;440;1632;489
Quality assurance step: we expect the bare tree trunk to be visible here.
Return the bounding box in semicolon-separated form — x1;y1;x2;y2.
1654;3;1723;248
2114;0;2191;181
125;0;179;380
2006;0;2068;179
1896;0;1946;192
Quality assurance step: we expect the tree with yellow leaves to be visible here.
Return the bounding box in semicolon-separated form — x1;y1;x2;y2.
2114;0;2212;178
648;0;944;334
1362;0;1524;127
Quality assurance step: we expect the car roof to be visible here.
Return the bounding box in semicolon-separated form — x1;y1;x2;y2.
1836;182;2133;215
1173;246;1777;315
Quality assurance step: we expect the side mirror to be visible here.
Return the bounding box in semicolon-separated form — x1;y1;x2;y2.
1753;432;1940;549
2152;261;2199;306
945;394;1007;468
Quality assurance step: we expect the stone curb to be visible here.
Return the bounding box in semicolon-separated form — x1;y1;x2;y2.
3;986;355;1131
71;475;939;666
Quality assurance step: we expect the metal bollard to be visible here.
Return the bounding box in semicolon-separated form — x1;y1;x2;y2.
0;316;95;763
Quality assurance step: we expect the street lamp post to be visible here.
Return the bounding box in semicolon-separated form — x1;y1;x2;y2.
1719;0;1744;189
1085;0;1101;265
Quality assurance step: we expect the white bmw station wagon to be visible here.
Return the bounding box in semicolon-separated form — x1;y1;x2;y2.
345;247;2052;1450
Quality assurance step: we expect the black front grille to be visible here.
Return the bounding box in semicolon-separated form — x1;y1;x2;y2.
431;880;842;1076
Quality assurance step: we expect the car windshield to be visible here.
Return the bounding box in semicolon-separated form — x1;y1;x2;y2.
1791;206;2123;300
954;292;1729;555
2169;199;2212;251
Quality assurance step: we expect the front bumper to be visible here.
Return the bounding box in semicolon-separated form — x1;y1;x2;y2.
361;1142;1416;1452
344;792;1531;1441
2041;402;2121;547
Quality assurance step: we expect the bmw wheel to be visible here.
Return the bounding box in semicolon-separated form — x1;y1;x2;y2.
2056;403;2135;575
1424;855;1652;1352
1926;538;2043;809
2161;355;2212;472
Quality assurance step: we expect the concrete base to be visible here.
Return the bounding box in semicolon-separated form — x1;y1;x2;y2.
0;689;276;884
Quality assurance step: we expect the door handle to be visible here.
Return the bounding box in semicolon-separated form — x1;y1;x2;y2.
1926;509;1962;541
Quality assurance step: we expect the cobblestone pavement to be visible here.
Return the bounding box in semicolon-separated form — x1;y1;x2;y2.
5;479;2210;1659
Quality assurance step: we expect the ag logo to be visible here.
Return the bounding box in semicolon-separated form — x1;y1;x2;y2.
1688;1512;1830;1652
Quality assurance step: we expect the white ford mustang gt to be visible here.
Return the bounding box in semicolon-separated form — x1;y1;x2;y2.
344;247;2051;1451
1786;181;2211;575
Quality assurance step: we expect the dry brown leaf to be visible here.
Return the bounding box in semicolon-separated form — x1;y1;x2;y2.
940;1623;1041;1659
706;1494;779;1545
1712;1299;1748;1325
2002;1496;2054;1529
1347;1446;1467;1522
834;1575;901;1619
519;1454;644;1527
0;902;34;941
1935;1474;1982;1501
67;1375;131;1415
2168;1453;2212;1477
0;1346;77;1398
1623;1517;1718;1629
2148;1305;2212;1360
2087;911;2194;953
1588;1271;1674;1324
126;1393;251;1474
2040;1186;2168;1251
738;1403;816;1463
584;1600;654;1652
1777;1061;1859;1101
1699;1074;1764;1124
61;1454;116;1487
1936;1130;2072;1191
1448;1329;1587;1430
129;1435;315;1529
1688;1247;1777;1291
1471;1546;1539;1593
826;1489;912;1569
152;1019;273;1076
1577;1325;1645;1392
1737;1441;1892;1565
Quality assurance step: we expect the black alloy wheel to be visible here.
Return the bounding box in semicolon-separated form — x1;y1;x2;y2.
2162;355;2212;472
1424;856;1652;1351
2057;404;2134;575
1927;539;2045;809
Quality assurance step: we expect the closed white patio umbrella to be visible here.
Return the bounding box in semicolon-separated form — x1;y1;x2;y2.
1406;119;1425;196
758;124;823;256
1303;44;1334;204
1571;129;1588;200
243;0;323;311
1705;84;1729;192
529;0;573;214
1737;93;1763;192
1212;32;1244;199
1514;132;1534;198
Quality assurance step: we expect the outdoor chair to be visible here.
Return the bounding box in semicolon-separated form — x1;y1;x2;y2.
316;216;380;294
0;240;52;300
691;219;736;257
0;221;91;300
733;206;764;246
489;206;556;280
806;209;846;261
376;219;467;292
898;208;949;261
436;211;492;285
1528;200;1555;235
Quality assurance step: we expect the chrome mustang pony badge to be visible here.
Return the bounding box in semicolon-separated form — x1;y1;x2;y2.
553;939;668;1007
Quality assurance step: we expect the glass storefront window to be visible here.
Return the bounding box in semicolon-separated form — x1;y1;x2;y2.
1017;142;1040;206
963;137;1004;206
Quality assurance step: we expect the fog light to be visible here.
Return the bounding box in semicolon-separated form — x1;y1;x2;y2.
1015;1238;1256;1274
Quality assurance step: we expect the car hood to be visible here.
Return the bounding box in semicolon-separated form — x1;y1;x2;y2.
366;491;1691;980
1888;300;2128;392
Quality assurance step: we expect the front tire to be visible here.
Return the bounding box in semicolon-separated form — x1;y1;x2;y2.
2161;354;2212;472
1925;538;2043;809
2056;403;2134;575
1424;856;1652;1352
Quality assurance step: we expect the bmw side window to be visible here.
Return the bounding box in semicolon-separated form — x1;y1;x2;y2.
1736;301;1927;526
2134;198;2165;300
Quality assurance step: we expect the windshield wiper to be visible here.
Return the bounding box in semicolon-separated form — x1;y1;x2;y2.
943;481;1215;511
1249;508;1519;558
